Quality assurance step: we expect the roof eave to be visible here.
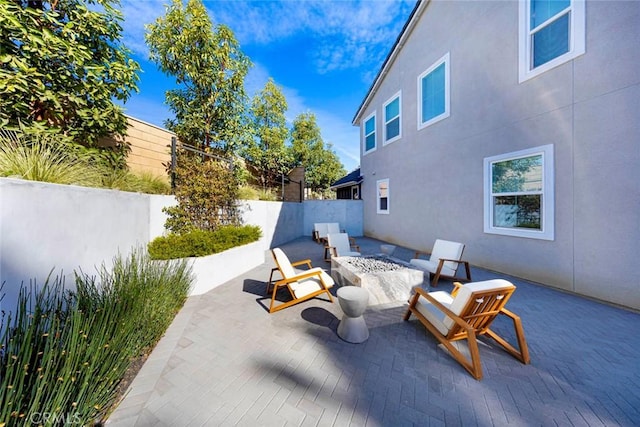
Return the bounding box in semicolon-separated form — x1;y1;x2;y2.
351;0;428;126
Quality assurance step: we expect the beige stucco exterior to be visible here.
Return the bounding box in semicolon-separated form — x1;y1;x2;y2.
353;1;639;310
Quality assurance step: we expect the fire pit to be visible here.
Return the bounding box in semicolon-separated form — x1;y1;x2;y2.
330;255;424;305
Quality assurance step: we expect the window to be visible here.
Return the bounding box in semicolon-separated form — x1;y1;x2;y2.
418;53;450;130
377;179;389;214
383;92;401;144
484;145;554;240
519;0;585;82
363;112;376;154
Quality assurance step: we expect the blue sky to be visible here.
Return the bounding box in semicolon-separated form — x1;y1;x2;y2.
118;0;416;173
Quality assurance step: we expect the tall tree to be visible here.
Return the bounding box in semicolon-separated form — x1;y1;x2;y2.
290;112;346;197
145;0;251;153
244;78;291;188
0;0;140;145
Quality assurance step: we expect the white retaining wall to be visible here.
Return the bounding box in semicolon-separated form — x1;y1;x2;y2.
0;178;364;313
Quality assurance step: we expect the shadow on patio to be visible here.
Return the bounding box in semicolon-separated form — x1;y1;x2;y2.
107;237;640;426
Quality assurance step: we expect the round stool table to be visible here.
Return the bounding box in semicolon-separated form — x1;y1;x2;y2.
337;286;369;343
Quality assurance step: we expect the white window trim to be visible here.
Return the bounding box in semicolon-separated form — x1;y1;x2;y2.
417;52;450;131
376;178;390;215
363;112;377;155
383;91;402;145
518;0;586;83
483;144;555;240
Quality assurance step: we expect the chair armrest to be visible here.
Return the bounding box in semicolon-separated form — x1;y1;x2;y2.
440;258;465;263
275;268;325;286
451;281;464;297
291;259;313;269
413;250;431;259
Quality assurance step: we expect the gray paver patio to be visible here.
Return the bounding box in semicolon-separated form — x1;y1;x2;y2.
107;237;640;426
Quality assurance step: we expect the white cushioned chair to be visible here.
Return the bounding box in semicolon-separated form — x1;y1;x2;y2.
268;248;334;313
409;239;472;286
404;279;530;380
326;233;361;260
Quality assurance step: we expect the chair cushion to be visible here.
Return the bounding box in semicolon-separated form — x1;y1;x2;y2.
409;258;457;277
430;239;465;276
415;279;515;334
273;248;296;278
291;270;334;297
414;291;455;335
327;223;340;234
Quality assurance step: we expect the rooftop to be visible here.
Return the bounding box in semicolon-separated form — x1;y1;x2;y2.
108;236;640;426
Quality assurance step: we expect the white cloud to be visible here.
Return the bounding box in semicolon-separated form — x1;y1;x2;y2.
207;0;414;76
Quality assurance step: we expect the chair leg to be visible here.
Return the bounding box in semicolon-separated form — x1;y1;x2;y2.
266;267;279;295
484;309;530;364
406;304;484;380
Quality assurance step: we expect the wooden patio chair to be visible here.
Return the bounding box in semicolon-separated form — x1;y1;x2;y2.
267;248;334;313
325;232;361;261
404;279;530;380
410;239;472;286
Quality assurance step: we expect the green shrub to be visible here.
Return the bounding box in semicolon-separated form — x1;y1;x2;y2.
0;249;193;425
148;225;262;260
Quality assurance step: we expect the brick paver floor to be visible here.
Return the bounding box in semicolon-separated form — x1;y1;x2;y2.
107;237;640;426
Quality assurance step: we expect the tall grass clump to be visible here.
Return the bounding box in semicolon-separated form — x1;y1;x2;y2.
0;130;99;186
0;249;192;425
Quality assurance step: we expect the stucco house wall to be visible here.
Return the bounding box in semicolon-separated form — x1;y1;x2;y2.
353;1;639;310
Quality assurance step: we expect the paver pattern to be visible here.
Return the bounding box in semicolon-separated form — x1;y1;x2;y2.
107;237;640;426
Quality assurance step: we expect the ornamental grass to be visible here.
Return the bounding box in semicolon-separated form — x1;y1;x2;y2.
0;249;192;425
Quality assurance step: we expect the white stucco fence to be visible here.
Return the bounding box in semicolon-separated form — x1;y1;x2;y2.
0;178;363;313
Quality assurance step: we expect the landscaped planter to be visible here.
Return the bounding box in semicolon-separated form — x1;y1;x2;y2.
187;241;264;296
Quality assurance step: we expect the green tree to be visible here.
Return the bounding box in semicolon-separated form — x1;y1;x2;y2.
145;0;251;153
244;78;291;189
0;0;140;145
290;112;346;197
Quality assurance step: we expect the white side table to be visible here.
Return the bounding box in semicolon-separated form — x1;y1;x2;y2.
337;286;369;343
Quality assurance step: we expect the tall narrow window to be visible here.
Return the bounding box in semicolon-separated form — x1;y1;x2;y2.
383;92;401;144
484;145;554;240
363;112;376;154
519;0;585;82
377;179;389;214
418;53;450;130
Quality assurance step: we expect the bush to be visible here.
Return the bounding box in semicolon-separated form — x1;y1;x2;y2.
0;249;192;425
148;225;262;260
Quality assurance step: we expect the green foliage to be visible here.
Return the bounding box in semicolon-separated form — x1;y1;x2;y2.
100;169;171;194
148;225;262;260
164;151;241;233
0;0;140;145
0;128;171;194
0;250;192;425
243;78;292;188
146;0;252;153
237;185;278;201
290;112;346;195
0;128;100;185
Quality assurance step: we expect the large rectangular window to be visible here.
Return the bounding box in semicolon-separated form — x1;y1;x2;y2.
484;145;554;240
519;0;585;82
418;53;449;130
363;112;376;154
383;92;401;144
377;179;389;214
